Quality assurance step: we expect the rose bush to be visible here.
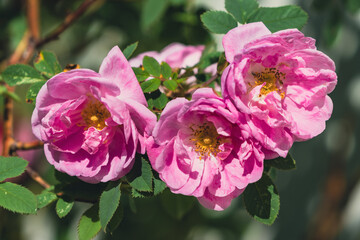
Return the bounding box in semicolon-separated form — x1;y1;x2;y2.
147;88;264;210
221;22;337;158
130;43;205;69
32;46;156;183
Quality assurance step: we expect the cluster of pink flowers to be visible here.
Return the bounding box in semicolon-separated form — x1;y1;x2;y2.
32;47;156;183
32;22;337;210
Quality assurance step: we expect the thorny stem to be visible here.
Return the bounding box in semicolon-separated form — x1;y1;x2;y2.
26;166;51;189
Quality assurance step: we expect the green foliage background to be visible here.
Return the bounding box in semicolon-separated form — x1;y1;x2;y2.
0;0;359;239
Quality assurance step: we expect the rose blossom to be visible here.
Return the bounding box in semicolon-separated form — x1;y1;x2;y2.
130;42;217;88
32;46;156;183
129;43;205;69
147;88;264;210
221;22;337;158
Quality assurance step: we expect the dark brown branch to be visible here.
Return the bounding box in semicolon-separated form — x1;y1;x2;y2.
14;140;44;151
36;0;100;47
2;0;41;156
26;166;51;189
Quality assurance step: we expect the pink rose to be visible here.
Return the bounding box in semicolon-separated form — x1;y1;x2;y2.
129;43;205;69
221;22;337;158
147;88;264;210
32;46;156;183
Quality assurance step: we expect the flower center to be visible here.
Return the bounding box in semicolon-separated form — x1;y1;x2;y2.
189;123;222;159
251;67;286;98
81;98;111;130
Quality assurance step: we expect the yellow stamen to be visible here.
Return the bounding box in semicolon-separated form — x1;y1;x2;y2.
81;98;110;130
251;67;286;98
189;123;222;160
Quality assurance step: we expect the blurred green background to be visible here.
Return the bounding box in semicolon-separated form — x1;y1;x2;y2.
0;0;359;239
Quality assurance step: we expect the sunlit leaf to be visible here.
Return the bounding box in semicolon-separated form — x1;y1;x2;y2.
34;51;62;79
248;6;308;32
56;197;74;218
0;182;37;214
99;181;121;231
2;64;45;86
78;204;101;240
123;42;138;60
0;156;28;182
201;11;238;34
243;174;280;225
225;0;259;23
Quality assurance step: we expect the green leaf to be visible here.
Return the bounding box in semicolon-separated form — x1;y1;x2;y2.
2;64;45;86
225;0;259;23
141;78;161;92
131;188;150;198
171;71;178;80
143;56;161;77
37;190;58;209
26;81;46;104
99;181;121;231
78;204;101;240
56;197;74;218
175;78;187;83
154;178;167;196
106;203;124;233
161;62;172;79
248;6;308;32
141;0;168;30
123;42;138;60
153;92;168;110
132;67;150;82
147;98;154;110
160;189;195;220
0;156;28;182
201;11;238;34
265;154;296;170
34;51;62;79
0;182;37;214
163;80;178;91
127;157;153;192
243;174;280;225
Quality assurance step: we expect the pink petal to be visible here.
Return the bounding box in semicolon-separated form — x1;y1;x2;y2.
198;188;243;211
152;98;188;144
222;22;271;63
99;46;147;105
